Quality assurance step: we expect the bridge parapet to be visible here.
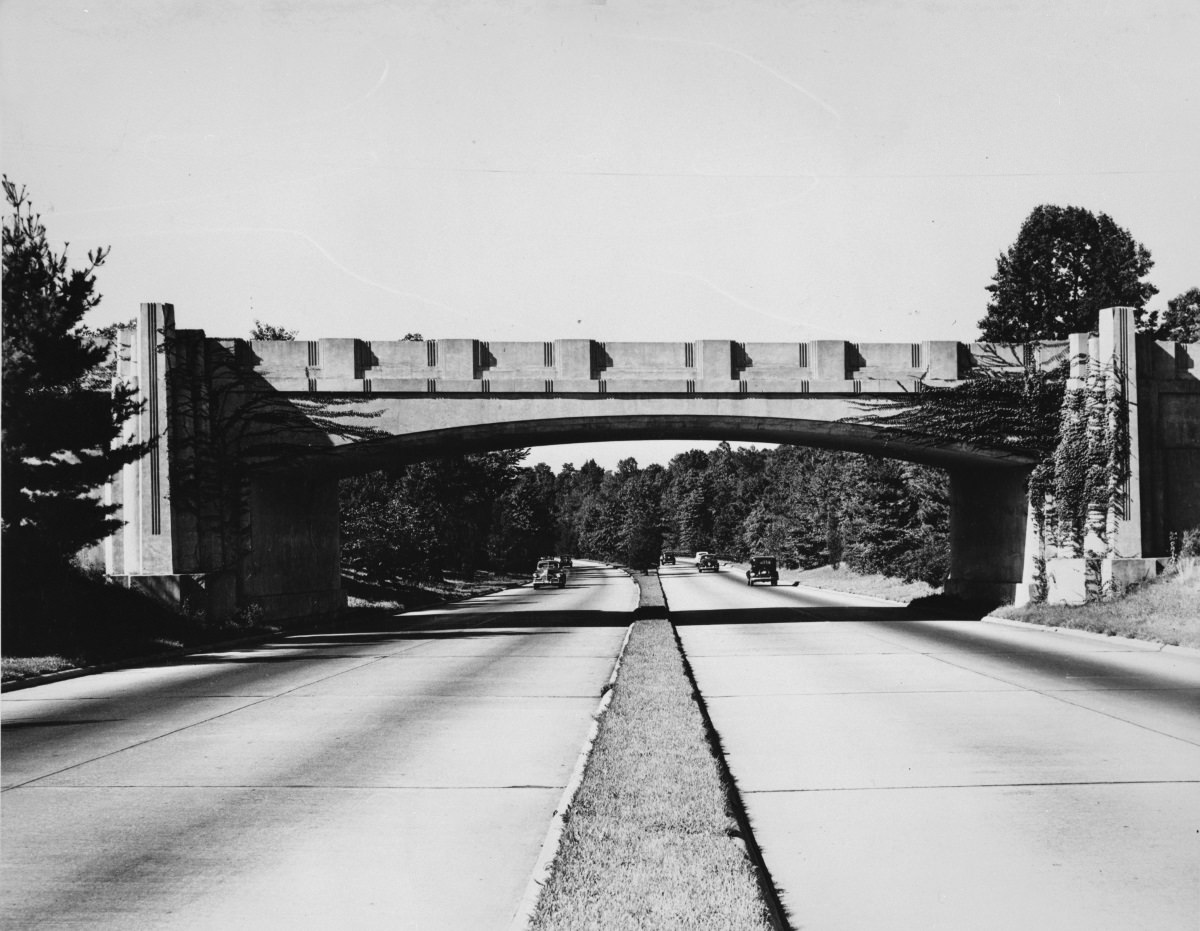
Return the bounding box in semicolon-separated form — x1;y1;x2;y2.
235;335;1065;397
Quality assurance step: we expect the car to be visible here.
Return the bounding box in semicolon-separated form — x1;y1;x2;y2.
695;551;709;561
660;553;676;565
746;555;779;586
559;555;573;568
697;554;720;573
533;558;566;589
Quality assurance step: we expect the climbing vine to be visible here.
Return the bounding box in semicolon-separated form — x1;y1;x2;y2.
848;344;1132;602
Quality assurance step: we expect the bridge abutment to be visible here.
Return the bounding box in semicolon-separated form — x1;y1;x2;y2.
244;471;345;623
945;467;1033;605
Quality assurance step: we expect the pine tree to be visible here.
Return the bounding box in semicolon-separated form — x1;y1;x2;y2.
2;178;147;578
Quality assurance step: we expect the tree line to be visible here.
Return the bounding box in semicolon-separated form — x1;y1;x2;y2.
339;444;951;586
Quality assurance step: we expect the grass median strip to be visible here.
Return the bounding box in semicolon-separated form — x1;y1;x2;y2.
526;618;777;931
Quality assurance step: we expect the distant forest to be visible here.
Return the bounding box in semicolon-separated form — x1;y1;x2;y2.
340;443;949;587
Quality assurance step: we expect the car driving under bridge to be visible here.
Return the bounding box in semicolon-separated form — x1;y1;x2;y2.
101;305;1198;623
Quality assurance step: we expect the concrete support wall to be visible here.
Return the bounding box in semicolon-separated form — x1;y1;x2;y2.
244;472;345;622
1099;307;1142;558
1137;337;1200;553
109;303;177;576
944;467;1032;605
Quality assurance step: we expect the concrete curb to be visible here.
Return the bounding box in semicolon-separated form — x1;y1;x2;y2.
980;613;1200;657
507;622;636;931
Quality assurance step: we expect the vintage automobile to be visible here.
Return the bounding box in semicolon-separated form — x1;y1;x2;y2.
533;558;566;589
559;555;573;568
746;556;779;586
660;553;676;566
697;554;720;573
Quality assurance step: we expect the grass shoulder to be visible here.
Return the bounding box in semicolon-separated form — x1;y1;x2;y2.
994;561;1200;649
721;559;939;604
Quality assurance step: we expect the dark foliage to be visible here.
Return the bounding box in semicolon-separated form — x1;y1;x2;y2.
2;178;148;584
1141;287;1200;343
979;205;1156;341
249;320;297;340
340;442;950;589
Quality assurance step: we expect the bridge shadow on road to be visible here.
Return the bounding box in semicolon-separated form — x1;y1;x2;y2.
671;604;986;627
673;606;1200;703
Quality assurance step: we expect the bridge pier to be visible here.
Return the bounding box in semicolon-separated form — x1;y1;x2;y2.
244;471;344;622
945;466;1033;606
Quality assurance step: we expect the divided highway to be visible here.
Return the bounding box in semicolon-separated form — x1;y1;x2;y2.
662;560;1200;931
1;562;633;931
6;558;1197;930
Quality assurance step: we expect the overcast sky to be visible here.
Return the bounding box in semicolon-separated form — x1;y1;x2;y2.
3;0;1197;469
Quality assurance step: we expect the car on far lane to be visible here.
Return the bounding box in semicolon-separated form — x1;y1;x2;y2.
533;558;567;589
660;553;676;566
559;555;573;568
697;554;720;573
746;555;779;586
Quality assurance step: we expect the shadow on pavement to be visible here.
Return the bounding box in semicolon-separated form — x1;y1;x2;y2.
671;605;971;626
674;605;1200;699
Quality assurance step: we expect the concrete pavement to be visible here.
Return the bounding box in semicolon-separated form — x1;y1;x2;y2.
2;562;633;930
662;565;1200;931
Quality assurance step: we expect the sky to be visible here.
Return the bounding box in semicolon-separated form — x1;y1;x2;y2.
3;0;1197;470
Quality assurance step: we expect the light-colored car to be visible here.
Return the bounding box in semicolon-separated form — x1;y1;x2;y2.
533;558;566;589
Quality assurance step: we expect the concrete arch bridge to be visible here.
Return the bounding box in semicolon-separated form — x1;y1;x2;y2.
103;305;1198;622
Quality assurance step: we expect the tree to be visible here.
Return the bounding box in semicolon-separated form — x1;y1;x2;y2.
979;205;1156;341
1142;287;1200;343
249;320;297;340
1;178;147;574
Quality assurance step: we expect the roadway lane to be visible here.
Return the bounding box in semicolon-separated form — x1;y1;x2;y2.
2;561;633;931
661;560;1200;931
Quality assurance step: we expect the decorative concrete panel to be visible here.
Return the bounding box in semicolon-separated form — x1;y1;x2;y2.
317;338;357;378
740;342;807;371
696;341;733;381
811;341;848;380
435;339;477;379
599;341;693;378
483;341;552;374
367;378;436;393
431;378;485;393
925;341;960;380
485;377;557;394
250;339;310;379
554;340;592;379
603;378;693;394
365;340;427;375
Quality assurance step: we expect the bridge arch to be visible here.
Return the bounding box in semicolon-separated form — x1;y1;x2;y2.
285;413;1038;478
